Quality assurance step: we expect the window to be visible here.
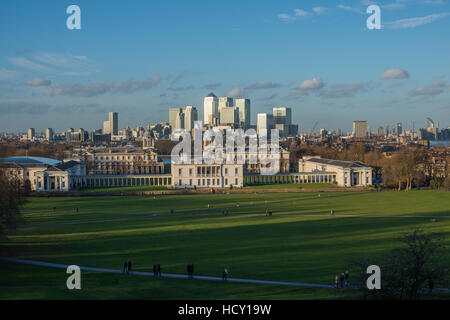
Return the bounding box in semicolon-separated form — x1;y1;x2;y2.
189;179;192;186
179;168;182;175
179;179;182;186
235;168;238;174
225;178;228;185
189;168;192;176
225;168;228;175
235;178;238;185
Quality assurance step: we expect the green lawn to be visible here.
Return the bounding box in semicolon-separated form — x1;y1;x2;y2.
1;190;449;299
245;183;340;189
79;186;168;192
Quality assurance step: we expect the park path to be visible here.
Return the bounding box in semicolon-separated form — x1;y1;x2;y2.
0;256;333;289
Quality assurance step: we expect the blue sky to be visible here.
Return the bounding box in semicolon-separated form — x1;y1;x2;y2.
0;0;449;133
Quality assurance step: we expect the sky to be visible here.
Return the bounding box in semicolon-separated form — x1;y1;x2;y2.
0;0;449;133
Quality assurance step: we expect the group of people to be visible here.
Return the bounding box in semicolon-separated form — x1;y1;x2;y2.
123;260;132;274
335;271;349;288
153;264;162;276
187;263;195;278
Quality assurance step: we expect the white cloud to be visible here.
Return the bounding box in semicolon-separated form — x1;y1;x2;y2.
8;57;56;73
337;4;363;14
244;81;281;90
312;7;328;14
409;80;448;96
0;68;19;79
290;77;325;95
387;12;450;28
277;13;296;21
225;87;244;97
380;69;410;80
25;78;52;87
51;76;161;97
294;9;309;16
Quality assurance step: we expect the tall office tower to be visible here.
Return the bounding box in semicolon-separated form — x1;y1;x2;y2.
169;107;183;129
352;120;368;138
235;98;251;128
27;128;35;141
203;92;218;126
377;126;384;137
257;113;274;137
109;112;118;136
175;112;185;130
273;107;297;137
45;128;54;141
218;97;233;112
219;107;239;127
183;106;198;131
103;112;118;135
396;122;403;136
386;125;391;136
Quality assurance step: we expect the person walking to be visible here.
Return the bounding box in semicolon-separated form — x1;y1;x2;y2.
153;264;157;276
345;271;349;287
340;272;345;288
330;209;334;215
335;275;339;289
222;267;229;281
157;264;161;276
127;260;132;274
123;261;128;274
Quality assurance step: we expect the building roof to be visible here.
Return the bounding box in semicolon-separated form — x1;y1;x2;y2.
206;92;217;98
55;160;80;170
306;157;369;168
0;156;60;166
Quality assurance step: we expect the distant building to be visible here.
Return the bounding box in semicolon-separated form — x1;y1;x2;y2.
235;98;251;129
103;112;118;135
219;106;239;127
257;113;274;137
352;121;368;138
45;128;54;141
83;146;164;175
204;92;219;126
27;128;35;141
396;122;403;136
172;162;243;188
273;107;298;137
299;156;372;187
183;106;198;131
169;107;184;129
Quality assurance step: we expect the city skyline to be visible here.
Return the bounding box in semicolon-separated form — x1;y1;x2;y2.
1;0;450;132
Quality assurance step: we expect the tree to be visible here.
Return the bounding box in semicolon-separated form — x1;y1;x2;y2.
352;229;449;300
0;172;24;238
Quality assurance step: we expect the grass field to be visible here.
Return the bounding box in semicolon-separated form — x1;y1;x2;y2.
1;190;449;299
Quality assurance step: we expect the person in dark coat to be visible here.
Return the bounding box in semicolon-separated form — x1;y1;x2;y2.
153;264;157;276
339;272;345;288
345;270;349;287
123;261;128;274
127;260;132;274
157;264;161;276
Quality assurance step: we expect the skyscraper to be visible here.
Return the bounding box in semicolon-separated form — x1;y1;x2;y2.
219;107;239;127
27;128;35;141
45;128;54;141
396;122;403;136
273;107;297;137
103;112;118;135
235;98;250;129
183;106;198;131
352;121;368;138
257;113;274;137
218;97;233;112
169;107;184;129
204;93;218;126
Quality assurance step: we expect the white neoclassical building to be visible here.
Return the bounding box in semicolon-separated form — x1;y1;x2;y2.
172;162;243;188
299;156;372;187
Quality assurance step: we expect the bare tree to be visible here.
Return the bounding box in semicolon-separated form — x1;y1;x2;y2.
352;229;449;300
